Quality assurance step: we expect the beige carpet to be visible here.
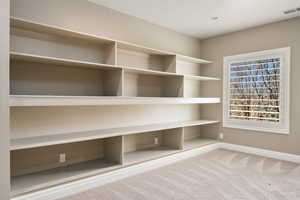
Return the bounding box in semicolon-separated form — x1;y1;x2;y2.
59;149;300;200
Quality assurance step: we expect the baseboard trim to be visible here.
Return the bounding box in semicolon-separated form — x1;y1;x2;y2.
12;143;221;200
220;143;300;164
12;142;300;200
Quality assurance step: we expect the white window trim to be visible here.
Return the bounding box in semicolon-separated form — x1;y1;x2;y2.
223;47;290;134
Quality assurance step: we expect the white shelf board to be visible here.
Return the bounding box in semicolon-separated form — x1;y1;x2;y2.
11;159;120;197
11;17;114;44
11;52;219;81
11;17;211;64
10;52;120;70
176;54;211;64
123;66;220;80
184;75;220;81
11;120;219;150
184;138;217;150
124;146;179;165
9;95;221;107
117;41;174;55
123;66;178;77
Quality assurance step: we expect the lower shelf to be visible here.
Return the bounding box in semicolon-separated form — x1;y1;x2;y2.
9;95;221;106
11;120;219;150
124;146;180;165
184;138;217;150
11;139;219;197
11;159;120;197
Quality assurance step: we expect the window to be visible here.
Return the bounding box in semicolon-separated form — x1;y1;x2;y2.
223;48;290;134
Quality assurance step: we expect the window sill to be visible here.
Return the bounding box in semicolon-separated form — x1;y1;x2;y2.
223;122;289;135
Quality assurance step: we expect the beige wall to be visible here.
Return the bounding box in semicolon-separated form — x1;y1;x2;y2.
11;0;300;156
200;17;300;155
0;0;10;199
10;0;201;58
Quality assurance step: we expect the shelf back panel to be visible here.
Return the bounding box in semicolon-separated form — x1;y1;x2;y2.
176;60;201;76
184;126;202;140
10;60;122;96
11;105;201;139
184;79;201;98
11;139;105;177
117;48;176;73
124;129;182;153
124;73;183;97
11;27;116;65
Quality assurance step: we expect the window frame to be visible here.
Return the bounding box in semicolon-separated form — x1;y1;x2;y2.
223;47;290;134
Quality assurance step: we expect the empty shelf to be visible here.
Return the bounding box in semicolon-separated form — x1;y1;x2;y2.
11;17;211;64
11;120;219;150
11;52;218;81
184;138;218;150
124;146;179;165
10;52;120;70
184;75;220;81
10;95;221;107
117;41;173;55
11;17;114;44
123;66;178;77
11;159;120;197
124;66;220;81
176;54;211;64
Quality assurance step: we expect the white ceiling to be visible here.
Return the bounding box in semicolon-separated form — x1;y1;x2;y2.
88;0;300;39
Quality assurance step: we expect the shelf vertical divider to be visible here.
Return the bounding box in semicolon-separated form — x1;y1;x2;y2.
178;76;185;97
174;55;184;97
180;127;184;150
119;69;125;96
103;69;123;96
105;41;117;65
162;128;184;150
104;136;123;165
165;55;177;73
121;136;125;165
182;127;185;150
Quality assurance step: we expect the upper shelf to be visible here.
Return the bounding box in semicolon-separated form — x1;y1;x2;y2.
176;54;212;64
11;17;211;64
117;41;173;56
10;52;220;80
184;74;220;81
11;17;114;45
10;52;120;70
11;120;219;150
9;95;221;107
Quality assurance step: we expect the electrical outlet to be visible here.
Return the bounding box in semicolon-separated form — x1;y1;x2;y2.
219;133;224;140
154;137;159;145
59;153;66;163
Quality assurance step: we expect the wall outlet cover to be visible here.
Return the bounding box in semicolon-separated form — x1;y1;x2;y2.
219;133;224;140
59;153;66;163
154;137;159;145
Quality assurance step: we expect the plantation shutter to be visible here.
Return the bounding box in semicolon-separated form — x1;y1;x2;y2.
229;58;280;122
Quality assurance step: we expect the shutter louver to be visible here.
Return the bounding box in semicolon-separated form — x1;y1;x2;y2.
229;58;280;122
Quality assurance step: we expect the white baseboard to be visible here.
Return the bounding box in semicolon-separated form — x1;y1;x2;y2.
12;142;300;200
220;143;300;164
12;143;221;200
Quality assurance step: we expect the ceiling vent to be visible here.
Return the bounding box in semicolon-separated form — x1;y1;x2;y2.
284;9;297;15
284;7;300;15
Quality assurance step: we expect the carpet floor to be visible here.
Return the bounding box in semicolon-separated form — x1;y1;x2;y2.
59;149;300;200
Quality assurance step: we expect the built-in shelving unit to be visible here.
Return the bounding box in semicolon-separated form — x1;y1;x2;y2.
9;17;221;197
